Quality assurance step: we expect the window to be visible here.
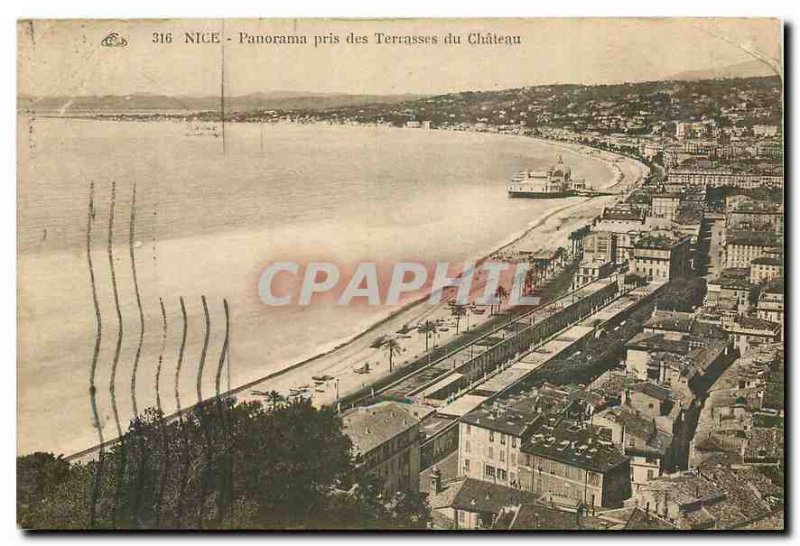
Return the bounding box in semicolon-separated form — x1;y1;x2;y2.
647;469;655;480
485;465;496;479
488;446;494;459
500;433;506;445
500;450;505;462
458;510;465;524
511;437;517;448
497;468;507;481
464;459;471;473
466;424;471;435
465;440;471;453
489;430;495;443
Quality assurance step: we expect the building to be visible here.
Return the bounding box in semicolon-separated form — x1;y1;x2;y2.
650;193;682;222
342;401;426;495
625;331;733;393
572;259;614;290
667;167;783;190
724;230;782;269
727;200;783;234
722;315;781;356
644;310;695;341
756;281;784;332
505;503;611;530
752;124;779;137
750;256;783;285
419;415;459;472
518;420;631;509
592;203;648;264
631;232;692;282
689;343;783;469
458;385;573;488
507;157;575;197
705;268;753;313
630;466;778;530
593;406;674;490
427;475;538;529
582;231;616;263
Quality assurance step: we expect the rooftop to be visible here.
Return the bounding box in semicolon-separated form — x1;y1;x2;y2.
601;203;645;222
461;385;572;436
624;508;678;530
341;401;426;455
596;406;673;456
509;503;610;530
751;256;783;266
637;466;777;529
645;310;695;334
634;232;689;250
729;315;781;334
726;230;781;248
521;420;629;473
626;332;690;355
428;477;538;514
631;381;673;402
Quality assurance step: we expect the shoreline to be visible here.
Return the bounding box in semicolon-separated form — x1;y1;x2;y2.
191;134;646;404
63;122;648;460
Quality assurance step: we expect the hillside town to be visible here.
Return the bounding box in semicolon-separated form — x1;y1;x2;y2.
313;76;785;530
17;76;785;531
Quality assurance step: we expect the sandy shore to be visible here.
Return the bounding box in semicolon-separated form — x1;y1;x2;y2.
59;130;648;460
233;136;649;410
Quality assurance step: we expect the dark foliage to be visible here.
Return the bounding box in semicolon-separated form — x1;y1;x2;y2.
655;276;707;312
18;398;428;530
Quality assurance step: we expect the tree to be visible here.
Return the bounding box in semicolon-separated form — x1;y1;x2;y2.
493;286;509;314
382;338;402;373
451;304;467;334
656;277;707;312
417;320;437;352
17;398;426;530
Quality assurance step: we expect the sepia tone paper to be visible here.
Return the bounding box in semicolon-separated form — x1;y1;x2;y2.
18;18;783;530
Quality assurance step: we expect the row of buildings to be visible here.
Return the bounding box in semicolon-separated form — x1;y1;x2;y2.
334;96;783;530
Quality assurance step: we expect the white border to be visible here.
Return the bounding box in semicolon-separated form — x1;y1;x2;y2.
4;1;796;544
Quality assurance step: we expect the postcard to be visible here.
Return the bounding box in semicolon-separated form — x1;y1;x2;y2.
17;18;783;530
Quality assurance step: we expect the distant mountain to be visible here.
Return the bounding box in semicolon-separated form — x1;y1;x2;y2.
18;91;426;114
668;59;780;82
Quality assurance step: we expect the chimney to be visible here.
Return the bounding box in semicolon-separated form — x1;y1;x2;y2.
430;466;443;494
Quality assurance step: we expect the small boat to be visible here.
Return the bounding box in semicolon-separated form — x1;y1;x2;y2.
312;374;334;382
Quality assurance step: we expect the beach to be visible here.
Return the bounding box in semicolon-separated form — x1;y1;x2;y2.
233;132;649;411
18;118;646;456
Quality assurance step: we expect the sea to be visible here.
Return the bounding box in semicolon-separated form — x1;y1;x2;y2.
17;118;614;455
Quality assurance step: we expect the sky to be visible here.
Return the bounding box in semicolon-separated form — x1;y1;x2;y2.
18;18;782;97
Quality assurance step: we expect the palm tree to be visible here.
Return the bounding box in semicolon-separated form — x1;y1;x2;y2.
382;338;402;372
418;320;438;352
494;285;509;314
451;304;467;334
266;390;285;411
